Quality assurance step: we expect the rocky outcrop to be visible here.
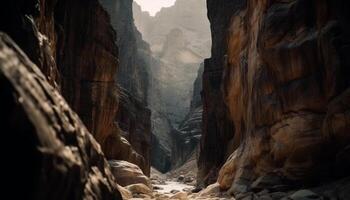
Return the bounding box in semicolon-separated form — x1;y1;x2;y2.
203;0;350;198
100;0;152;174
0;34;122;199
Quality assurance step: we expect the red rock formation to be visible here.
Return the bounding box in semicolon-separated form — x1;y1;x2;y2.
0;33;122;200
203;0;350;196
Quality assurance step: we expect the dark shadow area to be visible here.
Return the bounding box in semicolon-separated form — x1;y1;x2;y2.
0;74;41;200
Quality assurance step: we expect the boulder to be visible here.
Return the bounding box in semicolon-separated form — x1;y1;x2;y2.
126;183;153;196
109;160;152;188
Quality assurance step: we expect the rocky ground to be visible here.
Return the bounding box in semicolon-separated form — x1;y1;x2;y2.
111;159;350;200
118;166;232;200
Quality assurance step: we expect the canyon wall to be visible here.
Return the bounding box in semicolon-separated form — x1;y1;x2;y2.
0;0;120;153
0;0;150;179
203;0;350;197
197;0;240;187
100;0;152;176
0;33;122;200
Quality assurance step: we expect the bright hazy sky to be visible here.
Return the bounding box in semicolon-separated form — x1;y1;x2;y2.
134;0;176;16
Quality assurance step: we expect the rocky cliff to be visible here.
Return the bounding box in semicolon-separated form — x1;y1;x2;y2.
100;0;152;175
0;33;122;200
197;0;239;187
201;0;350;198
0;0;120;153
0;0;150;185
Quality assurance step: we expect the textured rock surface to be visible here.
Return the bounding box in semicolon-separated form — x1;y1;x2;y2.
202;0;350;197
0;0;152;187
100;0;152;174
116;87;151;175
0;0;121;155
197;0;240;187
0;33;122;200
109;160;152;188
54;0;119;148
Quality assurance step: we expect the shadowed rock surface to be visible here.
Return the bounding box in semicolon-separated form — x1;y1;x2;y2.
100;0;153;175
197;0;240;187
0;0;122;158
0;33;122;200
0;0;151;185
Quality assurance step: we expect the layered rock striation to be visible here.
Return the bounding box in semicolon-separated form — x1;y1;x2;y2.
197;0;240;187
201;0;350;197
0;0;151;185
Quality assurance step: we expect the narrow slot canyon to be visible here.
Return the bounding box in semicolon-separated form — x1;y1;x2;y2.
1;0;350;200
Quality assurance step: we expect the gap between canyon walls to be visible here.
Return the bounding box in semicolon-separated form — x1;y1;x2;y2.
131;0;212;173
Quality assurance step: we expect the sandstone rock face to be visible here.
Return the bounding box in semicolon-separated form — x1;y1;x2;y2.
197;0;240;187
204;0;350;196
0;33;122;200
109;160;152;188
